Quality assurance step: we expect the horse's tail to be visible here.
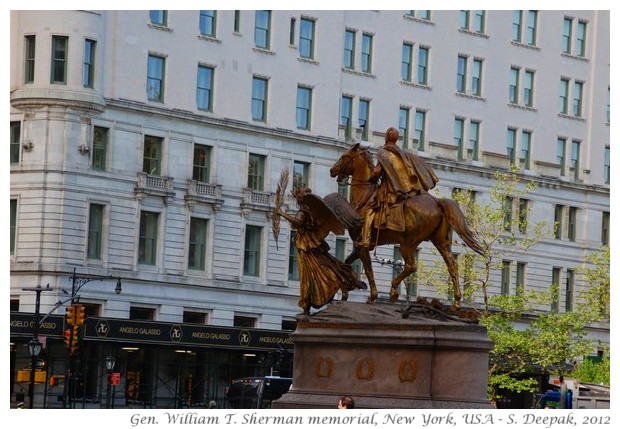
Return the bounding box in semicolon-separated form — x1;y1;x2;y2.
436;198;485;256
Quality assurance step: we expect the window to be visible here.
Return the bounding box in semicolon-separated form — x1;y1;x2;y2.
254;11;271;49
87;204;104;260
576;21;586;56
188;217;207;270
525;11;538;45
399;107;410;148
509;67;519;104
518;199;528;234
459;11;470;29
288;232;299;281
456;55;467;93
247;153;265;190
24;35;35;84
573;81;583;117
414;110;426;151
234;11;241;33
243;225;262;277
143;135;162;175
460;10;485;33
234;315;256;328
471;59;482;96
512;11;523;42
361;33;373;73
83;39;96;88
343;29;355;69
358;99;370;141
521;131;531;169
147;54;165;102
92;126;108;171
51;35;68;84
469;121;480;161
197;64;214;111
557;138;567;176
401;43;413;81
601;211;610;245
296;86;312;130
199;11;216;37
568;206;577;242
551;268;561;312
417;47;429;85
506;128;517;164
289;18;296;45
512;10;537;45
139;211;159;265
183;311;206;324
251;77;268;122
570;140;580;180
559;78;569;114
454;118;464;160
503;197;513;232
604;146;610;184
10;121;20;164
193;144;211;183
554;205;563;239
501;260;511;295
473;11;485;33
150;10;167;26
516;262;526;293
565;269;574;312
407;10;431;20
523;70;534;107
299;18;315;59
292;161;309;190
340;95;353;138
10;199;17;255
562;18;573;54
130;306;155;320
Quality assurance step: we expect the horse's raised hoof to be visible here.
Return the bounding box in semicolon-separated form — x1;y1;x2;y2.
389;290;399;302
366;296;376;304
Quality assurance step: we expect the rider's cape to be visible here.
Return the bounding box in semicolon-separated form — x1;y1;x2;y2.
376;145;438;196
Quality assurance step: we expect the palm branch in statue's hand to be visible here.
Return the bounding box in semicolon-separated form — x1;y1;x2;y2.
272;169;289;250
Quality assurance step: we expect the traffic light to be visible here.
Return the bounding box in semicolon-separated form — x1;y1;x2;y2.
68;325;82;355
74;304;86;326
64;329;71;348
66;305;76;326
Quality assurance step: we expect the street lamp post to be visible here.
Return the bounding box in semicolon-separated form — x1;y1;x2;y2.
23;284;50;409
63;268;122;409
105;355;116;409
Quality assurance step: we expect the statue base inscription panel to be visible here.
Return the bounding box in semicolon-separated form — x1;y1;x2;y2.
273;300;493;409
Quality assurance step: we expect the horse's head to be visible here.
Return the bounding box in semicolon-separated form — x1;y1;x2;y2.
330;143;369;182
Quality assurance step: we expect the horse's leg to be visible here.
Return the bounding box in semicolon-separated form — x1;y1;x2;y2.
431;226;461;309
389;243;417;302
356;247;378;303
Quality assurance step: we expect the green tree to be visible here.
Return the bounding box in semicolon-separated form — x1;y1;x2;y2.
418;167;609;402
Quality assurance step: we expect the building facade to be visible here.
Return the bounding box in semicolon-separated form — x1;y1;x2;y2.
9;10;609;408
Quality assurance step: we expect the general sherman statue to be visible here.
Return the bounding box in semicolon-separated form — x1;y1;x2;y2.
356;127;439;249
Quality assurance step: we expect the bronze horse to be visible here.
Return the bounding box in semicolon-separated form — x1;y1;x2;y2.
329;143;484;308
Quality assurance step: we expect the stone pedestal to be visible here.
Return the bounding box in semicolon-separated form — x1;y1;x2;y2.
273;300;493;409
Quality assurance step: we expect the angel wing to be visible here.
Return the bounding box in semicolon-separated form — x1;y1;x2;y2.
322;192;362;230
301;192;345;240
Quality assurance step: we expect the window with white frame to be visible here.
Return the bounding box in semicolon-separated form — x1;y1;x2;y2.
563;17;587;57
199;10;216;37
521;131;532;170
139;211;159;265
570;140;580;180
551;268;561;312
251;76;268;122
401;42;413;82
506;128;517;165
10;199;17;255
147;54;165;102
299;17;315;60
247;153;265;191
343;29;355;70
503;197;513;232
469;120;480;161
244;225;262;277
83;39;96;88
10;121;20;164
24;35;35;84
340;95;353;138
51;35;68;84
418;46;429;85
601;211;610;245
188;217;207;270
361;33;373;73
604;146;610;184
501;260;511;295
565;269;574;312
87;203;104;260
516;262;526;293
518;199;528;234
296;86;312;130
193;144;211;183
143;135;162;175
293;160;309;190
150;10;167;26
254;11;271;49
399;107;410;148
358;99;370;141
554;205;564;239
454;118;465;160
460;10;485;33
568;206;577;242
512;10;537;45
557;137;567;176
92;126;108;171
196;64;214;112
414;110;426;151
